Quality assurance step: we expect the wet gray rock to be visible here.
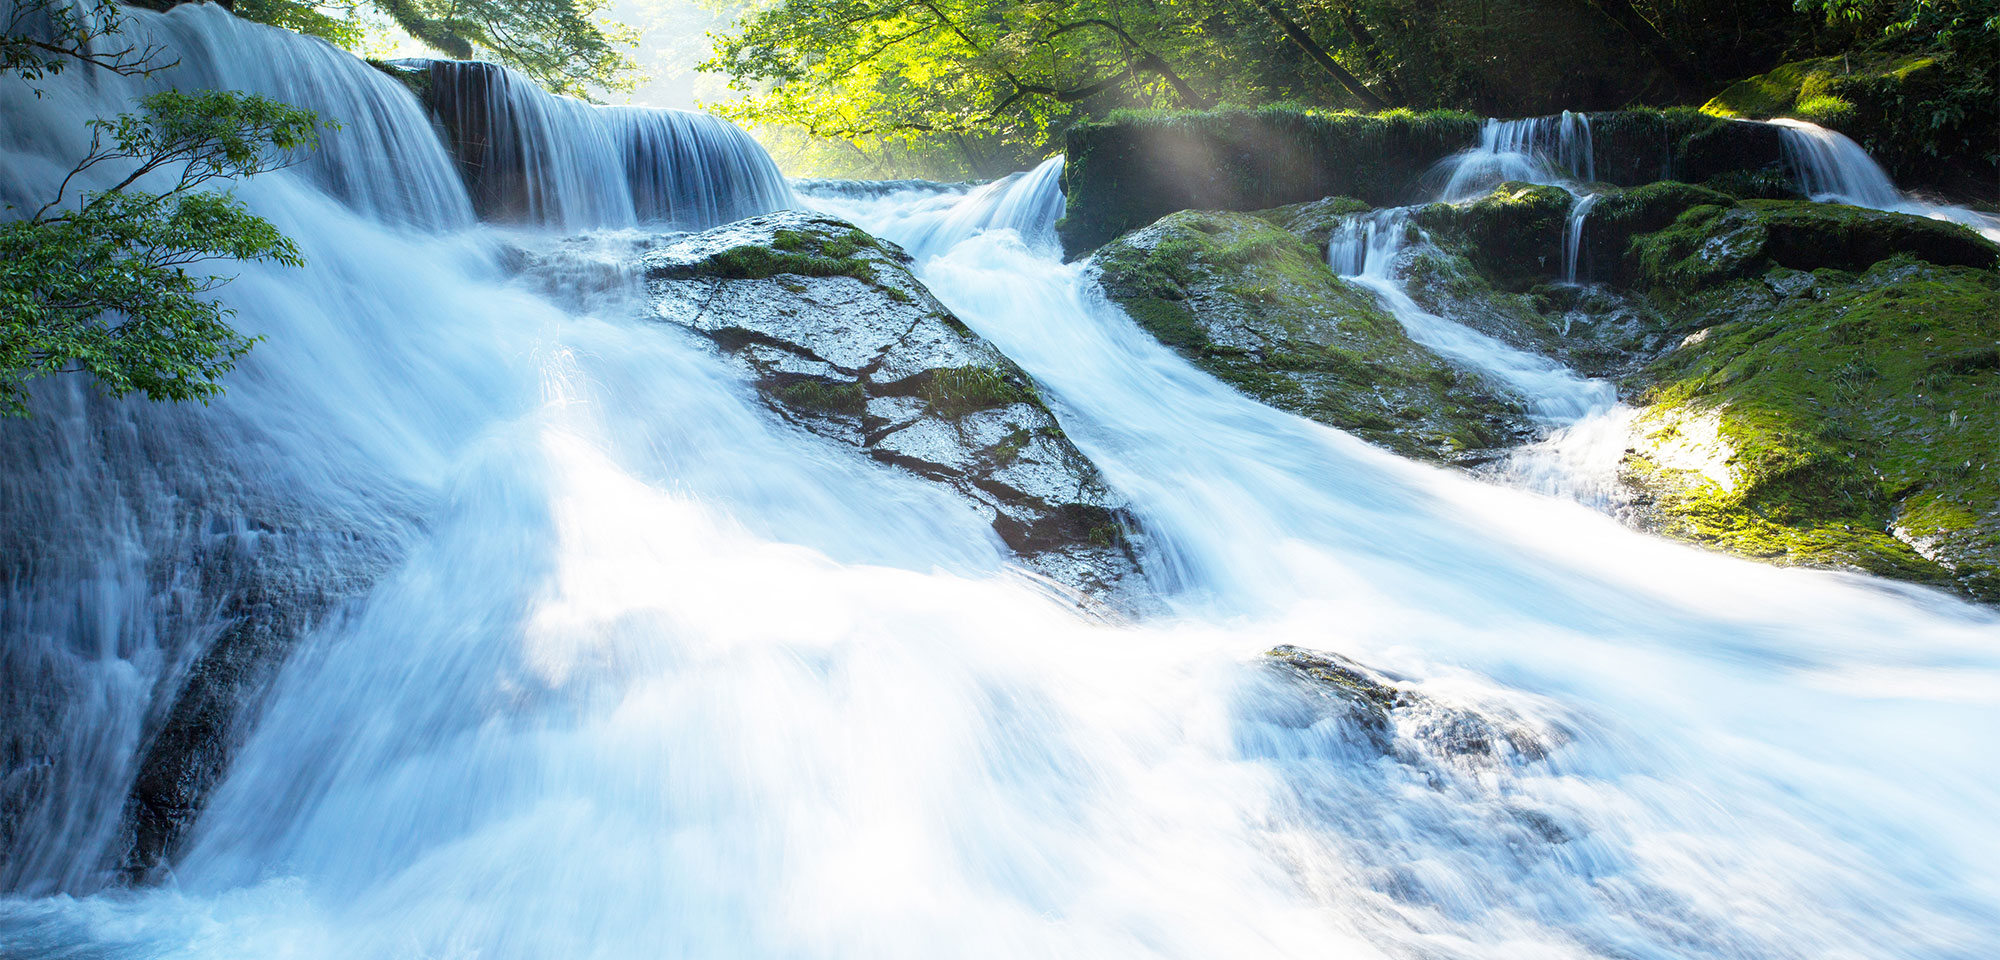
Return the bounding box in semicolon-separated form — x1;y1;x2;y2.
639;210;1141;599
1263;645;1552;765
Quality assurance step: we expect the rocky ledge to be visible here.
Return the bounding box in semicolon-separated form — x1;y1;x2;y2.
640;210;1141;599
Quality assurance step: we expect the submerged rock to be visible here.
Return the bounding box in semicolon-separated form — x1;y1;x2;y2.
638;210;1141;599
0;395;414;889
1089;209;1531;465
1262;645;1552;763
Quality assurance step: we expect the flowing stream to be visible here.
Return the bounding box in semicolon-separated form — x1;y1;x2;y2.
3;8;1999;959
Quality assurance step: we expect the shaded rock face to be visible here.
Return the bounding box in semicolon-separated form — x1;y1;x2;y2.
0;392;412;893
1060;110;1481;256
1089;210;1532;465
1058;108;1792;259
637;211;1141;599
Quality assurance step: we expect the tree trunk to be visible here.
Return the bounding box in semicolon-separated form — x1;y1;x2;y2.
1245;0;1391;111
1337;7;1405;105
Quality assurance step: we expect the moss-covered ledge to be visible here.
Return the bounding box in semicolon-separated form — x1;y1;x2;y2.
1624;257;2000;601
1088;209;1529;464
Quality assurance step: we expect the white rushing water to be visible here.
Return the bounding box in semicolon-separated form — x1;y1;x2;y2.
1771;118;2000;242
4;8;2000;959
1344;123;1625;505
1432;112;1595;204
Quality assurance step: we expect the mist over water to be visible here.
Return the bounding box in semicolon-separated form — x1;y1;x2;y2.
3;8;1999;959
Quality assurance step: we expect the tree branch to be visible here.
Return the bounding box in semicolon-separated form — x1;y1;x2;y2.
1243;0;1390;110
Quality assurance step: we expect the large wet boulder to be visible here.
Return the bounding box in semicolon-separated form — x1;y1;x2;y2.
1414;181;1575;284
639;211;1140;598
1089;210;1530;465
1261;645;1552;762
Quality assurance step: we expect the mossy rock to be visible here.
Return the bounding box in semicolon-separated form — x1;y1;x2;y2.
639;211;1142;598
1416;181;1575;284
1627;198;1999;292
1090;210;1529;464
1626;256;2000;602
1256;195;1375;250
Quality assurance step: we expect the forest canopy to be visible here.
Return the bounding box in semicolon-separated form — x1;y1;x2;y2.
701;0;1998;177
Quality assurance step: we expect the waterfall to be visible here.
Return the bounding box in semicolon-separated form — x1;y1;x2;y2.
845;181;2000;960
1432;111;1595;203
1562;193;1600;284
1771;118;2000;241
4;6;2000;958
416;58;795;229
0;2;471;230
804;156;1065;261
1327;210;1614;425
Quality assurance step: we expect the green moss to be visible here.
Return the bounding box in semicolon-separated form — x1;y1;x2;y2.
1703;56;1927;127
923;365;1032;418
1093;210;1526;462
1416;182;1574;283
775;378;866;416
697;244;878;283
669;225;940;306
1630;204;1766;290
989;427;1032;465
1629;257;2000;601
367;59;431;100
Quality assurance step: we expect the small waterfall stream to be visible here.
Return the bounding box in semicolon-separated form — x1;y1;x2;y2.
1772;118;2000;241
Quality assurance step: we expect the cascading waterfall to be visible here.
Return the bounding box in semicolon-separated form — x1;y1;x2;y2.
833;158;2000;960
1433;111;1594;203
1326;210;1615;422
801;156;1065;261
1772;118;2000;241
415;58;795;229
4;8;2000;959
1341;134;1624;505
0;2;471;230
